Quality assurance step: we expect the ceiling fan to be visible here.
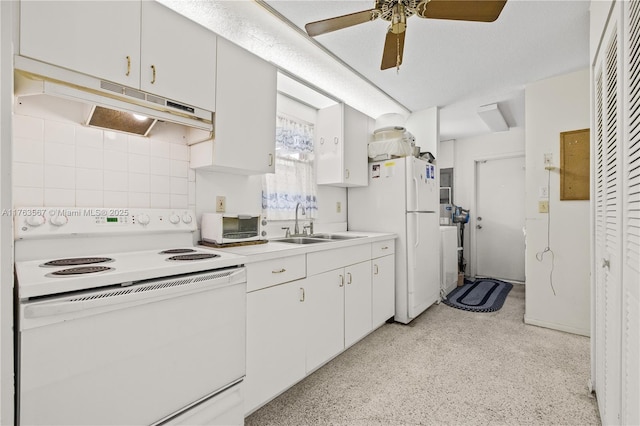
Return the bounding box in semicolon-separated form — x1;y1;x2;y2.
304;0;507;70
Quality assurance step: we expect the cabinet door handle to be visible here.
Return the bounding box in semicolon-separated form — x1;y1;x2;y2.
334;137;339;145
345;169;350;179
374;264;379;275
381;246;389;250
339;274;344;287
320;137;325;145
272;268;286;274
299;287;305;302
347;272;352;284
125;56;131;76
151;65;156;84
268;153;274;167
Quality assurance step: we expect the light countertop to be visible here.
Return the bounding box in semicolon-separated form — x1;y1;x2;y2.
198;231;397;263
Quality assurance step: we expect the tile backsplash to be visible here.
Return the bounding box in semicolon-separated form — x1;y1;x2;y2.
12;98;195;210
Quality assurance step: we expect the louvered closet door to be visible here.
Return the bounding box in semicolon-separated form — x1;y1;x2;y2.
594;4;623;424
623;1;640;424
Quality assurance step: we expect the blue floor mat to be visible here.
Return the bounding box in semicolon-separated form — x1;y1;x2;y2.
443;278;513;312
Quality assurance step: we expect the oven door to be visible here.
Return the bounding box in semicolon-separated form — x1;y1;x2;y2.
17;267;246;426
221;215;261;243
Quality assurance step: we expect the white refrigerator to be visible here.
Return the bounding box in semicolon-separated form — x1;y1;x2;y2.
348;157;440;324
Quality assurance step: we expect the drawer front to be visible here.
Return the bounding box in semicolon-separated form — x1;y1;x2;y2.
307;244;371;276
247;255;306;292
372;239;395;258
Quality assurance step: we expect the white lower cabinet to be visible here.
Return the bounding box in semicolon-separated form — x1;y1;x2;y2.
305;261;372;374
344;261;373;348
305;270;344;373
372;254;395;328
245;279;306;414
245;241;394;416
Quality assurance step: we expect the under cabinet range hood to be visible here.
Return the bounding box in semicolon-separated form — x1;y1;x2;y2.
14;56;214;137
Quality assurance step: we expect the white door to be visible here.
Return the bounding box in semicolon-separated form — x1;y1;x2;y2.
245;280;305;414
316;104;344;185
406;212;440;319
344;261;372;348
19;1;141;87
305;269;345;373
372;254;395;327
406;157;438;212
140;1;217;110
622;1;640;423
594;8;623;425
475;156;525;282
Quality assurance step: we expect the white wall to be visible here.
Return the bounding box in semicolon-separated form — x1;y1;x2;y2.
524;68;590;336
195;94;348;239
449;127;525;277
438;139;454;169
0;1;14;423
12;96;195;210
405;107;439;156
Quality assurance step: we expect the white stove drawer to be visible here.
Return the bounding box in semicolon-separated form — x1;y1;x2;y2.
162;381;244;426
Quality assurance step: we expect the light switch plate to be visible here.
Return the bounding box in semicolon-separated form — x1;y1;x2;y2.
538;200;549;213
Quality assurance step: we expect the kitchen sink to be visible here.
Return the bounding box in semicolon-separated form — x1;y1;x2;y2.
274;237;331;244
308;234;364;240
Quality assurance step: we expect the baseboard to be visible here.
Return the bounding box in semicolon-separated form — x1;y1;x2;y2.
524;315;590;337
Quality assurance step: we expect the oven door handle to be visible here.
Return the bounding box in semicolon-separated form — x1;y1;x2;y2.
23;268;246;322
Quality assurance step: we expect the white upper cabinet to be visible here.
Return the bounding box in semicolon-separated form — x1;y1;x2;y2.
20;1;216;110
316;103;371;187
190;38;277;175
140;1;216;110
20;1;141;87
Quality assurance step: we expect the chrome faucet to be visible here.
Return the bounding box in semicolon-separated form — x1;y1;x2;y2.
294;202;305;235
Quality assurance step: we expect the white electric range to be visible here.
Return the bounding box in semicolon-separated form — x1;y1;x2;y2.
14;207;247;426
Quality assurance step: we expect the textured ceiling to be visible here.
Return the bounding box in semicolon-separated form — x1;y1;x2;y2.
264;0;590;140
161;0;590;141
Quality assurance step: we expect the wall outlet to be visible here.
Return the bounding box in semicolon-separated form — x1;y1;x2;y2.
544;153;553;165
216;196;226;213
336;202;341;213
539;186;549;199
538;200;549;213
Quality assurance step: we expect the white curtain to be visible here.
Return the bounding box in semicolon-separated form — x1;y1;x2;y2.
262;115;318;220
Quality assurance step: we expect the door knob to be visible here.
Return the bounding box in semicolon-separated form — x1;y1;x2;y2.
476;224;483;229
477;216;483;221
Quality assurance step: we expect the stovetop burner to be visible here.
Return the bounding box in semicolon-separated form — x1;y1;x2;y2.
47;266;114;277
166;253;220;261
159;249;197;254
41;257;114;267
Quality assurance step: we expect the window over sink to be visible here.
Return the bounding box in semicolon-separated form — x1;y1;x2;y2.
262;114;318;220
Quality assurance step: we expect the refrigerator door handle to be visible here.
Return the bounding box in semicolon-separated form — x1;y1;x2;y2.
413;177;419;211
415;214;420;249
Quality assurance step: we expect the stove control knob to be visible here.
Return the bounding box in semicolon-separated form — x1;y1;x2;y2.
169;214;180;224
49;215;68;227
138;213;151;226
182;213;193;224
26;215;45;227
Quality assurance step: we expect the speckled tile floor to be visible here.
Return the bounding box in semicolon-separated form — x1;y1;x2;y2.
245;284;601;426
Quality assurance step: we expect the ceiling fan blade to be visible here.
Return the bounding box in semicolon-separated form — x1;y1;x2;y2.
305;9;380;37
381;29;406;70
416;0;507;22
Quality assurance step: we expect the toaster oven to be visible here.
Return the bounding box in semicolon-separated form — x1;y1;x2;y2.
201;213;264;244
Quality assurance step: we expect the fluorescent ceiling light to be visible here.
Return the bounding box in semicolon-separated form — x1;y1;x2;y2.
477;103;509;132
158;0;410;119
